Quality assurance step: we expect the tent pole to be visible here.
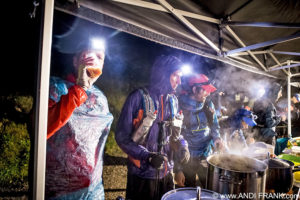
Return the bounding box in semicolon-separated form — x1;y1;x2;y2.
222;21;300;28
156;0;220;53
291;73;300;77
33;0;54;199
225;33;300;56
230;50;300;57
269;62;300;71
224;26;267;71
111;0;220;24
227;0;253;17
268;53;289;75
272;51;300;56
287;65;292;138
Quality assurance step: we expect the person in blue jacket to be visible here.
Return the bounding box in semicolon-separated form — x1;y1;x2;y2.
115;55;190;200
219;108;257;151
174;74;223;188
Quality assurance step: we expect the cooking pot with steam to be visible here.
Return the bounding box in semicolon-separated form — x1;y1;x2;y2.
206;154;268;200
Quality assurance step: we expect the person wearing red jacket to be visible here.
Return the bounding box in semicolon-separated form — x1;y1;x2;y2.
46;39;113;200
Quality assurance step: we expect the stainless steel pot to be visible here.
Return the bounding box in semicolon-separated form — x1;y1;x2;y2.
206;154;268;200
161;187;228;200
265;158;300;193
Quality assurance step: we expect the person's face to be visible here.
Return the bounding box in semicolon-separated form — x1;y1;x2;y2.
241;120;249;130
170;70;182;90
193;87;210;102
292;96;298;104
74;49;105;71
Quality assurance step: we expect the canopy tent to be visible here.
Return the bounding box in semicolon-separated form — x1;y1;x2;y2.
54;0;300;144
33;0;300;199
54;0;300;81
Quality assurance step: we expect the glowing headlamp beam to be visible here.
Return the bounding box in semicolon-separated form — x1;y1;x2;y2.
91;38;105;51
181;64;192;75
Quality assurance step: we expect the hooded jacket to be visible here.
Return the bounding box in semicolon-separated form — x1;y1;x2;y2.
179;94;220;158
253;83;282;140
115;55;187;179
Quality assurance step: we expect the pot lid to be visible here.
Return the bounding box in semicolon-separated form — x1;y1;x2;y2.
266;158;293;168
161;187;227;200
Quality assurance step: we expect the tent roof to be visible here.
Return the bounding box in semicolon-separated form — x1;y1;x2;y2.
55;0;300;81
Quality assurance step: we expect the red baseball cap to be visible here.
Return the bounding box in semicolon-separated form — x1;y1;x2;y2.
188;74;217;93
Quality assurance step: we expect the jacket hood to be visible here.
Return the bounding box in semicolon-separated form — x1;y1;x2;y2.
179;94;205;112
149;55;182;95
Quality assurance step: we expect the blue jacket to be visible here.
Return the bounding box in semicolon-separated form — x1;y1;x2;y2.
219;110;248;148
179;95;220;158
115;55;187;179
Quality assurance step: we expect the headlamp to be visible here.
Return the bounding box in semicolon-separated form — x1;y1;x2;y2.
91;38;105;51
180;64;192;76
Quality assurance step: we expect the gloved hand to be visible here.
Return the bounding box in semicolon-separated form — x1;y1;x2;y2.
132;111;157;143
76;64;100;90
148;153;167;169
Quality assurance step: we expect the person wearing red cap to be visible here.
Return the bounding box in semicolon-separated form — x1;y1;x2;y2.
174;74;223;188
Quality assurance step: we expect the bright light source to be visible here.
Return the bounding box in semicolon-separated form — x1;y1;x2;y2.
181;64;192;75
91;38;105;51
257;88;265;98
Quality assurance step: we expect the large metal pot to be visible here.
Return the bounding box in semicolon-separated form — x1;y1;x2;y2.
265;158;300;193
161;187;228;200
206;154;268;200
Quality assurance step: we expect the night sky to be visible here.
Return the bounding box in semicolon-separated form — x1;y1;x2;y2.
2;1;41;96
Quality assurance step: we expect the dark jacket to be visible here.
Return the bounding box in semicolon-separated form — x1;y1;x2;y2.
253;98;281;140
115;55;187;179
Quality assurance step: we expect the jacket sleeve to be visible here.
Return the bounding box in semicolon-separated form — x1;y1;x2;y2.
237;129;247;147
264;103;281;128
47;85;87;139
208;101;221;141
115;91;151;161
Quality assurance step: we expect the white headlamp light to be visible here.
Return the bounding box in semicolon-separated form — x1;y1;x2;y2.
181;64;192;76
91;38;105;51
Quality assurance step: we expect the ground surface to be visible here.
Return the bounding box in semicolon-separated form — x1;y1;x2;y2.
0;154;128;200
103;155;128;200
